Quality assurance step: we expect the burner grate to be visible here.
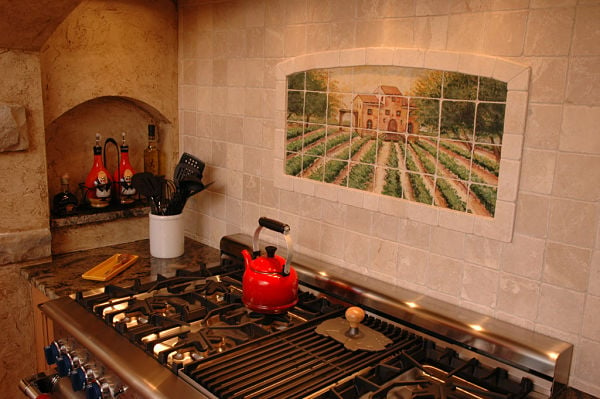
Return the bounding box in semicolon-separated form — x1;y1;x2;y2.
183;315;418;399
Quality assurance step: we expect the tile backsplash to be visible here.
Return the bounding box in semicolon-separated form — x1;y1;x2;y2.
285;66;507;217
178;0;600;394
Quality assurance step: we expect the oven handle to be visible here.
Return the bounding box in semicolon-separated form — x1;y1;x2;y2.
19;372;83;399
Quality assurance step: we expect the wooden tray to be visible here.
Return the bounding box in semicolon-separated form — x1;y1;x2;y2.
82;253;139;281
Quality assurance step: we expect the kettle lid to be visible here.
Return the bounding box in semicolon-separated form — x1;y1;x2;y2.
251;246;285;273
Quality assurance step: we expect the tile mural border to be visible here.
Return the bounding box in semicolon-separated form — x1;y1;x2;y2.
273;48;530;243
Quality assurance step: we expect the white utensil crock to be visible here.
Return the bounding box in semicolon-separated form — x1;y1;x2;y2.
149;213;184;258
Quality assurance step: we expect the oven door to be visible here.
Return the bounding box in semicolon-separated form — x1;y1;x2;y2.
19;372;84;399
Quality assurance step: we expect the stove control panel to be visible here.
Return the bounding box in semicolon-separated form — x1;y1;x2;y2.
43;338;133;399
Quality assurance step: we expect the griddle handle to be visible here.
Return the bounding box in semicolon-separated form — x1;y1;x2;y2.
258;217;290;234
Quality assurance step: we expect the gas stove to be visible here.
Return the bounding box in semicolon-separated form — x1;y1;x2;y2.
20;233;573;399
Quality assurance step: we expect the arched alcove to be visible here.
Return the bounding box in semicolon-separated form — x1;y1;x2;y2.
45;96;172;204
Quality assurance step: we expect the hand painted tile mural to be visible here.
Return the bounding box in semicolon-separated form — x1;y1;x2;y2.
286;66;507;217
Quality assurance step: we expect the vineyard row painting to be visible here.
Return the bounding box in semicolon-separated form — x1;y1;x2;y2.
285;66;508;217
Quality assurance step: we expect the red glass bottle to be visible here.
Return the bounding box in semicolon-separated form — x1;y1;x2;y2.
114;132;136;204
85;133;112;208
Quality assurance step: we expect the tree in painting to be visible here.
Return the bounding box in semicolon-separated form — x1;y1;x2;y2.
287;70;341;125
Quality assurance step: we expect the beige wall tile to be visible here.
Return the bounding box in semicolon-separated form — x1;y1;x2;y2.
462;264;499;307
345;205;373;235
483;11;527;56
501;134;524;160
416;0;449;15
503;90;528;134
527;57;569;103
264;26;285;58
414;16;448;49
566;57;600;106
381;18;415;47
330;21;357;50
573;338;600;396
438;209;474;233
589;251;600;296
524;7;575;56
572;5;600;56
514;193;549;238
426;254;463;296
430;226;465;259
306;24;331;53
548;198;599;248
553;153;600;201
544;242;591;291
320;223;346;259
307;0;333;23
464;234;504;269
531;0;577;7
491;0;530;10
519;149;556;194
356;20;384;48
398;219;431;249
560;105;600;154
497;159;520;201
243;174;260;203
381;0;417;17
372;212;399;241
297;217;322;251
259;178;279;208
582;294;600;339
537;284;585;334
497;274;540;319
297;193;324;219
446;13;485;52
501;233;545;279
525;104;562;150
397;244;429;286
369;238;398;276
344;230;371;265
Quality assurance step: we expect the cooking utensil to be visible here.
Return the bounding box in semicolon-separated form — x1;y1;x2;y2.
173;152;205;188
132;172;162;214
315;306;393;351
241;217;298;314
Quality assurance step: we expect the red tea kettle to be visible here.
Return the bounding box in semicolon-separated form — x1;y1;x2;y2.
241;217;298;314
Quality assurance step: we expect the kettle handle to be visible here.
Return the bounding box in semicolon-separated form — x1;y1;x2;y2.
252;217;294;276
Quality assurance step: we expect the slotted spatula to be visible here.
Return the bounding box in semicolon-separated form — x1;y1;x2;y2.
174;152;205;188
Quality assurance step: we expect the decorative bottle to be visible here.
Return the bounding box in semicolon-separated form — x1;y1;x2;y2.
84;133;112;208
143;124;159;175
52;174;78;216
114;132;136;204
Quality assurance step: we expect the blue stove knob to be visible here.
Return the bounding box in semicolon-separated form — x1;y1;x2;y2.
85;381;102;399
43;342;60;365
56;354;72;377
70;367;86;391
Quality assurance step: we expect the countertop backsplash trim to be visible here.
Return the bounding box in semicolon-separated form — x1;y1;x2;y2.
274;48;530;243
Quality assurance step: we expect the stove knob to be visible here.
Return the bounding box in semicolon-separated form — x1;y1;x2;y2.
101;382;114;398
85;380;102;399
70;366;86;391
43;341;60;365
56;353;73;377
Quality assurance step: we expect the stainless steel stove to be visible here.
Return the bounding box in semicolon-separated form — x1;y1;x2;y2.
20;233;573;399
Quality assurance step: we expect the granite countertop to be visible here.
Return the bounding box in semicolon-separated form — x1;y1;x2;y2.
21;238;221;299
19;238;597;399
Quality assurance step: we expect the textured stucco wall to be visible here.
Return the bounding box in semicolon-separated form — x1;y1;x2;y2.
0;50;51;262
40;0;178;127
40;0;179;183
